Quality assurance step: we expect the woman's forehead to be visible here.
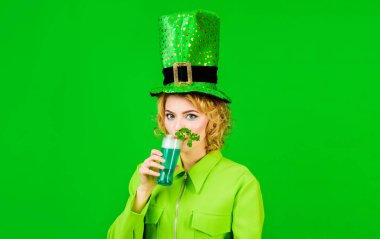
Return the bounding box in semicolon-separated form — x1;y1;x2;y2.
165;95;198;112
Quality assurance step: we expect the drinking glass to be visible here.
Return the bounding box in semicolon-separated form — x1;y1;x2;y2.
157;134;183;186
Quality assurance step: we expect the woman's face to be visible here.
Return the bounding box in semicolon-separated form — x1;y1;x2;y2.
164;95;209;153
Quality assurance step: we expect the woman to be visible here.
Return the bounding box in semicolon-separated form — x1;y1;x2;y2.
107;9;264;239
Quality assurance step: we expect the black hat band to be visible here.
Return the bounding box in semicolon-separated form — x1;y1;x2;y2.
163;66;218;85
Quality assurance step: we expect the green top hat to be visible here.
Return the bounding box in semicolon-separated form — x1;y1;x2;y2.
149;9;232;103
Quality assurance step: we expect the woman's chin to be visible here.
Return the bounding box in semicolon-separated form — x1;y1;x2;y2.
181;144;190;152
181;142;192;152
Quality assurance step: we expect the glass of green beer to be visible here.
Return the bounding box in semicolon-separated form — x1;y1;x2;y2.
157;134;183;186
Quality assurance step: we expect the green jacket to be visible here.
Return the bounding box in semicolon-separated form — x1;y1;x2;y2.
107;150;264;239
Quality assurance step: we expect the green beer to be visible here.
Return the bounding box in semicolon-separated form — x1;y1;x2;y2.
157;135;182;186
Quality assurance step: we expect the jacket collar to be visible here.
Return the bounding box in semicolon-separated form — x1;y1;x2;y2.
174;150;223;193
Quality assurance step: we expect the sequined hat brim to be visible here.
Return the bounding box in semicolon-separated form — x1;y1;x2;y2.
149;82;231;103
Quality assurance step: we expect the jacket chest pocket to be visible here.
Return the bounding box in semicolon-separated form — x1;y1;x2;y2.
144;204;164;239
191;211;232;239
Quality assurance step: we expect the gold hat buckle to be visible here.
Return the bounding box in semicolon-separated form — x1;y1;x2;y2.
173;62;193;85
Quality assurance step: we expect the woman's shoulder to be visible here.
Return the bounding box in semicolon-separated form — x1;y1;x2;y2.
215;154;260;183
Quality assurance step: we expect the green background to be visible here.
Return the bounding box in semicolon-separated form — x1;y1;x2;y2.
1;0;379;238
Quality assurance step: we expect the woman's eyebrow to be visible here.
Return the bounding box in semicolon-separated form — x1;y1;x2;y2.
165;109;199;114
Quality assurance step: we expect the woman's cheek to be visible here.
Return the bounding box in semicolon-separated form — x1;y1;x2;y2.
164;125;171;134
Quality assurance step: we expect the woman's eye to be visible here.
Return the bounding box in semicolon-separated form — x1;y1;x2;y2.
165;113;174;120
186;114;198;120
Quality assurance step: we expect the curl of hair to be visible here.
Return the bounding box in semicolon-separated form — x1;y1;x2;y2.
153;92;232;154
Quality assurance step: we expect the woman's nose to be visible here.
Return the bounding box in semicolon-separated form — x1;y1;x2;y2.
174;118;184;132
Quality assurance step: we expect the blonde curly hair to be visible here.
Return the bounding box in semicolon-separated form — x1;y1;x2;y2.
153;92;232;154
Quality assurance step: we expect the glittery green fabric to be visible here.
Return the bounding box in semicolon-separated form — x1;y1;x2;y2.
159;9;220;68
150;9;232;104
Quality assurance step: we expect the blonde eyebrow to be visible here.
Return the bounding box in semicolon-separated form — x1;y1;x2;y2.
165;109;199;114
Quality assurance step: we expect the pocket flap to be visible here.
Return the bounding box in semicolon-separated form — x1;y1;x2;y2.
144;204;164;224
191;211;231;236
